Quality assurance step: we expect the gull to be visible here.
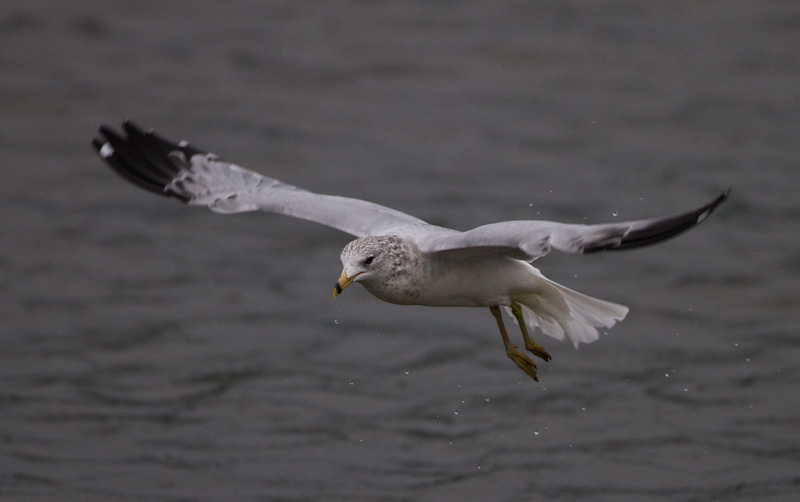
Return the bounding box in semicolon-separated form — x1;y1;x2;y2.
93;121;728;381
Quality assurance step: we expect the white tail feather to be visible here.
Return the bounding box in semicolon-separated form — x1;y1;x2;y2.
505;277;628;348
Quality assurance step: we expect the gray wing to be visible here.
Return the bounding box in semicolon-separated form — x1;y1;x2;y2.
92;121;428;237
420;190;729;261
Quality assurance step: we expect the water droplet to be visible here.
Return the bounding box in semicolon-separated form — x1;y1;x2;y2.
334;319;338;324
453;410;459;415
612;211;619;217
349;379;354;385
533;430;540;436
405;370;409;375
484;398;490;403
665;373;670;378
581;407;586;411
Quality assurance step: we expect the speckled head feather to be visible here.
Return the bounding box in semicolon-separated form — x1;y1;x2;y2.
338;235;427;305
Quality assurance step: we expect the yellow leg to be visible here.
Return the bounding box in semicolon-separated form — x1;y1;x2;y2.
510;302;552;362
490;306;540;381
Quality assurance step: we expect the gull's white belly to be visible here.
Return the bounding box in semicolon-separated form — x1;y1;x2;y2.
363;255;547;308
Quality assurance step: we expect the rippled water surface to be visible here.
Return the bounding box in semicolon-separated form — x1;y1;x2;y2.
2;1;799;501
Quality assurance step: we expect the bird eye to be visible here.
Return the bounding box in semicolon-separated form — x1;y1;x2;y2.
364;255;375;266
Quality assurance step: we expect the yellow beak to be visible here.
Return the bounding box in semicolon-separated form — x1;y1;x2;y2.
333;271;358;298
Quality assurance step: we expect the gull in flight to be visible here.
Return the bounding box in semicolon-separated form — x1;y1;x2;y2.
93;121;728;381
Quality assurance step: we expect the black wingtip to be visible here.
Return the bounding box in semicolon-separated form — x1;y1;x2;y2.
694;188;730;224
93;120;197;203
584;189;730;253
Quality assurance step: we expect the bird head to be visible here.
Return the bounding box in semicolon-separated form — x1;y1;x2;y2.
333;236;395;297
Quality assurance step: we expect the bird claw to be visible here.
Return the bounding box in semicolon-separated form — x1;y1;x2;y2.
524;340;552;362
507;346;540;381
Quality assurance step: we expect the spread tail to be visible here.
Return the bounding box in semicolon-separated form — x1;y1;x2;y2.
507;276;629;348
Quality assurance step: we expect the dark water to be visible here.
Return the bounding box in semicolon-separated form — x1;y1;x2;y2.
2;1;799;500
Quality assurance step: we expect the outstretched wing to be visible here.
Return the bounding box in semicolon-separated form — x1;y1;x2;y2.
420;191;729;261
94;121;728;258
92;121;429;238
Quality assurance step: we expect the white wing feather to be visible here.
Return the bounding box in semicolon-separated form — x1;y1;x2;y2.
93;121;428;238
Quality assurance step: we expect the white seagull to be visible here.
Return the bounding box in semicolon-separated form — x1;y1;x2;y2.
93;121;728;381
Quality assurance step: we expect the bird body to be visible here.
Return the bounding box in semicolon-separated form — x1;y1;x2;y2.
337;235;627;345
347;239;543;308
94;121;728;381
